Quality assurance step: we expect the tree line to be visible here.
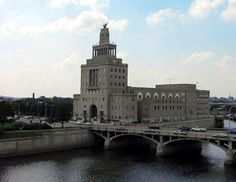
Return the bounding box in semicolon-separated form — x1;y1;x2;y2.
0;96;73;125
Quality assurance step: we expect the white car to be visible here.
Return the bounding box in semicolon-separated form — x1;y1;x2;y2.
83;122;92;125
191;127;207;132
174;130;187;135
212;133;227;138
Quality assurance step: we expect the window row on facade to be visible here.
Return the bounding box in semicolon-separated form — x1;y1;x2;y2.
111;105;135;110
111;97;135;102
110;68;125;73
137;92;182;100
81;97;106;102
110;82;125;87
110;75;125;79
153;105;182;111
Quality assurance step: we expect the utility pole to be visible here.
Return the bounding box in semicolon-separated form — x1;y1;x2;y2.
37;104;39;117
18;104;20;115
44;103;47;118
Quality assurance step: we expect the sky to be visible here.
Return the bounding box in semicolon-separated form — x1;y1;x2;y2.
0;0;236;98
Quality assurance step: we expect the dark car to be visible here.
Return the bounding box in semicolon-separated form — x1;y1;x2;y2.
178;126;191;132
148;124;160;129
229;128;236;134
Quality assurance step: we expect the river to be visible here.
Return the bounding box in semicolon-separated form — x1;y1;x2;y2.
0;120;236;182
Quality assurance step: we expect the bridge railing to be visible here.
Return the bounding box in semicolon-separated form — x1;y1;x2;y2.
90;125;236;141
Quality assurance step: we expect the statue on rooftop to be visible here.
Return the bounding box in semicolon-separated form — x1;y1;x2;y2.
103;23;108;28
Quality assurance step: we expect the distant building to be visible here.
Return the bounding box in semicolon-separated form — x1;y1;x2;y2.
73;25;210;123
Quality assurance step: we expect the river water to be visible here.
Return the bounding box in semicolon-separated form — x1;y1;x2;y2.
0;120;236;182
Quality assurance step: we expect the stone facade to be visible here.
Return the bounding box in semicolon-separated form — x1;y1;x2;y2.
73;25;210;123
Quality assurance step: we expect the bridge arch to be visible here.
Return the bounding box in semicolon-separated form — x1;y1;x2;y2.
93;131;106;140
110;133;160;146
163;138;227;152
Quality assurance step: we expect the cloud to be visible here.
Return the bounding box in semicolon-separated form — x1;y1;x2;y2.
146;9;177;26
78;0;109;11
46;0;71;8
46;0;109;11
57;53;82;71
109;19;128;31
217;55;233;67
183;51;216;64
188;0;225;19
221;0;236;21
0;10;128;36
129;53;236;97
0;51;82;97
0;21;18;37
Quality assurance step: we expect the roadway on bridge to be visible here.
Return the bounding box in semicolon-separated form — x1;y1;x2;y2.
89;124;236;141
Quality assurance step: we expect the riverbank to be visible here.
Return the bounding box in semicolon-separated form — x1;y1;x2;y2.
0;128;98;158
0;117;216;159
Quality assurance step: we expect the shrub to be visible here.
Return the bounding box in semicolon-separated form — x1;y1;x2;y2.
20;123;52;130
14;122;25;130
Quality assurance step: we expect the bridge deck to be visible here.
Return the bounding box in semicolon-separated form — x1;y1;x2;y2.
90;125;236;142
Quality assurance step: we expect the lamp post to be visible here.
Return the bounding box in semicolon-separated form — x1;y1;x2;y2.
44;103;47;118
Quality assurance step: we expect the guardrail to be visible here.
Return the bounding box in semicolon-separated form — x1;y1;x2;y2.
91;125;236;141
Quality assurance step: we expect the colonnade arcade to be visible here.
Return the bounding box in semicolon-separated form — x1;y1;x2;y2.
93;47;116;57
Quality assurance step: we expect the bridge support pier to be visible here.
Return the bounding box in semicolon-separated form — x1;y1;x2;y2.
224;150;236;165
156;144;165;157
104;138;111;150
156;140;202;157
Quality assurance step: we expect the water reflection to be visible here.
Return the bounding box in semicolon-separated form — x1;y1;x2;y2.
0;144;236;182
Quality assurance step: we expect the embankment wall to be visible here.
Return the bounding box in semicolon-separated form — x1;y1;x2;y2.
0;128;96;158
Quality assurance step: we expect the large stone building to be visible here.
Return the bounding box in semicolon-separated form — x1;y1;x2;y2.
73;25;210;123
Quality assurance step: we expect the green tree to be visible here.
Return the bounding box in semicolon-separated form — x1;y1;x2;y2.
55;103;72;128
0;101;14;127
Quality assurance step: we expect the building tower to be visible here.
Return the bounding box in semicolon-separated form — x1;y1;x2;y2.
73;24;137;122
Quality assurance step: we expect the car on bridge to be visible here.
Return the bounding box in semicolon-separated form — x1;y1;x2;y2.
212;133;227;138
229;128;236;134
191;126;207;132
178;126;191;132
174;130;187;135
84;122;92;125
148;124;160;129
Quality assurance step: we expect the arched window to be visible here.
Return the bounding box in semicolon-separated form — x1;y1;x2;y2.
137;92;143;100
161;93;166;99
175;93;180;99
154;92;159;98
146;92;151;98
168;93;173;99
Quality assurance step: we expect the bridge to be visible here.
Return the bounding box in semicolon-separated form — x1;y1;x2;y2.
90;125;236;165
